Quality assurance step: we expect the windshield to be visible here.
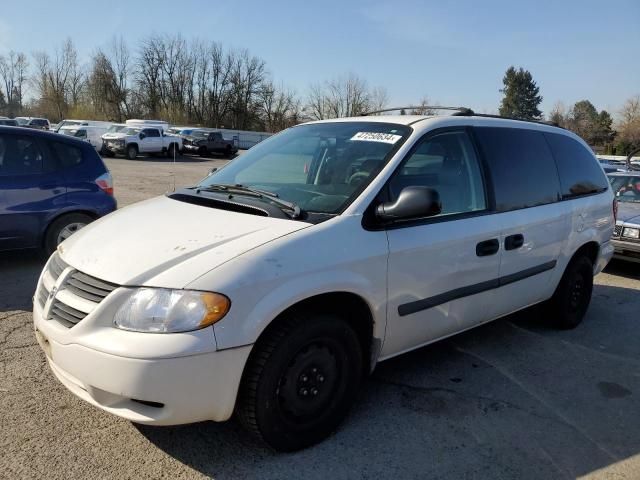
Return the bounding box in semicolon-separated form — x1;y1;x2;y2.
609;175;640;203
107;125;125;133
15;118;29;125
192;130;208;138
122;127;141;135
198;122;411;214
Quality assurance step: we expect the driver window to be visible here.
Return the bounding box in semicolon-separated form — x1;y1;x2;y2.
388;131;486;216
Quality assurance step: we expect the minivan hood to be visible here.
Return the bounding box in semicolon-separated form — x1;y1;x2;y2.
617;202;640;225
59;196;312;288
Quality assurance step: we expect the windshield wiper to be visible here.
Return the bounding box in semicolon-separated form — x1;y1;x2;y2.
195;184;303;219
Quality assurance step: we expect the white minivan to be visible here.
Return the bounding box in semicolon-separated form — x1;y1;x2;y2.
33;111;615;451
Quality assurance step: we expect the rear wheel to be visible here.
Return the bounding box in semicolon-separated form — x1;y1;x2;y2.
126;144;138;160
236;313;363;452
44;213;93;256
549;255;594;329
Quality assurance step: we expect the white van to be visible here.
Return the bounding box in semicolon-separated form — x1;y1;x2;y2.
33;110;615;451
59;125;110;151
55;119;112;133
125;119;169;131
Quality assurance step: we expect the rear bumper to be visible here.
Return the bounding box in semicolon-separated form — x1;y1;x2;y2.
33;301;252;425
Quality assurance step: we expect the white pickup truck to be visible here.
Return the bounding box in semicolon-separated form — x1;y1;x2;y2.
101;126;182;159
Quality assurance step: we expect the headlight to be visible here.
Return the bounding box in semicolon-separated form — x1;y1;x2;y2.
114;288;230;333
622;227;640;239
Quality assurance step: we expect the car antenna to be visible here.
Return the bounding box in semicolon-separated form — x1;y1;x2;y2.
360;106;474;116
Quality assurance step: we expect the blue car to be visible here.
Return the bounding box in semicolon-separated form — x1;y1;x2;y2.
0;126;116;255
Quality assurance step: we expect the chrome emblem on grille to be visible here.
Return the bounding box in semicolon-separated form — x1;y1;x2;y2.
48;286;58;300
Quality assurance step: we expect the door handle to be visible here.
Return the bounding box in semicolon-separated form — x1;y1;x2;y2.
505;234;524;251
476;239;499;257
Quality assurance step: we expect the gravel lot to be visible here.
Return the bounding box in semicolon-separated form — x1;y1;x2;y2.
1;154;640;479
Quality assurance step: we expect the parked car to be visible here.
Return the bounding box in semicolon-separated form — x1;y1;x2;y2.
55;119;112;133
182;129;238;157
15;117;50;130
608;171;640;262
101;126;182;159
0;126;116;254
167;127;196;136
0;118;18;126
59;125;110;151
33;112;614;451
100;124;126;156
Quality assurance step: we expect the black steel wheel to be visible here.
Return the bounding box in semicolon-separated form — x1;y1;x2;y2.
549;255;594;329
236;313;363;451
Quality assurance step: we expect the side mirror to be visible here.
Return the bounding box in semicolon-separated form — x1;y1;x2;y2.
376;186;441;222
139;133;145;139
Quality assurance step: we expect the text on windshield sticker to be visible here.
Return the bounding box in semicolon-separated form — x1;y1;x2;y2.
350;132;402;144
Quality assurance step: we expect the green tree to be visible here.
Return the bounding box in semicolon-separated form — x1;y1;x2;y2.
565;100;615;146
498;66;542;120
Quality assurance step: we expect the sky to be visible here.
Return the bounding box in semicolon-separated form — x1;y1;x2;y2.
0;0;638;118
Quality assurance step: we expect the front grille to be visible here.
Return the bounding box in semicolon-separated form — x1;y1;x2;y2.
37;253;119;328
613;225;623;238
65;271;117;302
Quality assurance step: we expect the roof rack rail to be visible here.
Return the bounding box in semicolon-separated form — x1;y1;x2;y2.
360;106;474;116
453;111;562;128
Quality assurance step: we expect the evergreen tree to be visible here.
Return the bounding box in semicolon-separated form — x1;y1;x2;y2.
498;66;542;120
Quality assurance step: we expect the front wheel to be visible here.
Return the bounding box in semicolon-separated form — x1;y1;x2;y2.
236;313;363;452
548;255;594;329
167;143;178;158
126;145;138;160
44;213;93;256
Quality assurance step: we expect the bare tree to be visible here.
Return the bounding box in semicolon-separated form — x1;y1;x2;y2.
305;73;374;119
229;49;266;129
0;51;28;116
548;101;568;126
32;39;83;120
410;97;436;115
617;95;640;150
258;81;301;132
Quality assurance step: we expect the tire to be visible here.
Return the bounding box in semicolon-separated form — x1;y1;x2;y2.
126;144;138;160
44;213;94;256
236;313;363;452
548;255;594;329
167;143;178;158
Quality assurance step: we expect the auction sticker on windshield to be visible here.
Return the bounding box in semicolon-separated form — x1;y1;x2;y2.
350;132;403;144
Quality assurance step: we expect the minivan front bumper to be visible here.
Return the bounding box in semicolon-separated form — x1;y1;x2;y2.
33;300;252;425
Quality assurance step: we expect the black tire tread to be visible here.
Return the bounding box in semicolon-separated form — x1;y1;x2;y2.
236;315;299;441
549;255;593;329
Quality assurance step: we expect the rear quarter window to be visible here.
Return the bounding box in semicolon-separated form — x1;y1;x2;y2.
51;141;84;169
544;133;609;199
474;127;561;211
